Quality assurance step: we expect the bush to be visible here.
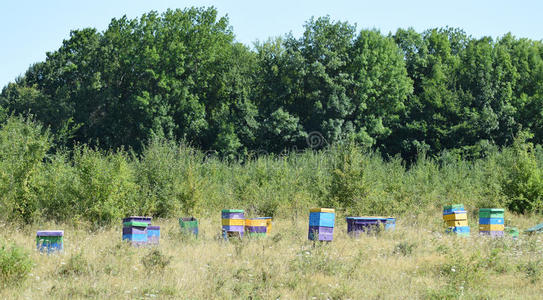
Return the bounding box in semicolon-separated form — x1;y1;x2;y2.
499;133;543;214
518;259;543;284
58;251;93;277
135;138;203;217
70;147;138;225
326;142;369;213
141;249;172;272
0;116;51;223
0;240;33;288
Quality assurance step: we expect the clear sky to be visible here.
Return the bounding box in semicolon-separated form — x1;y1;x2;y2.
2;0;542;88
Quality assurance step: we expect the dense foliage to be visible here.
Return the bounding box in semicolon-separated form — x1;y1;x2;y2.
2;7;542;160
0;116;542;225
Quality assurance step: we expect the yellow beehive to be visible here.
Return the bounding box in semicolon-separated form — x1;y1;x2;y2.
222;219;245;226
310;208;335;213
265;219;272;233
479;224;504;231
446;220;469;227
443;213;467;221
245;219;267;227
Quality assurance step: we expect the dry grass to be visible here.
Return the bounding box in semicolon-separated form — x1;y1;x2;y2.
2;212;543;299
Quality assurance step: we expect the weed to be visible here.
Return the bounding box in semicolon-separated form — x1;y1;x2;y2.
393;241;416;256
141;249;172;272
0;240;33;288
518;259;543;283
58;251;93;277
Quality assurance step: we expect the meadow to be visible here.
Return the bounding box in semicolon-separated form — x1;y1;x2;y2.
2;214;543;299
1;117;543;299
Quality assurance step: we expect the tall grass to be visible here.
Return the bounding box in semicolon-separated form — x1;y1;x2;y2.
2;217;543;299
1;116;543;298
0;116;542;226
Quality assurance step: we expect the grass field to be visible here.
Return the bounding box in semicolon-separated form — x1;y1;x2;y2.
2;211;543;299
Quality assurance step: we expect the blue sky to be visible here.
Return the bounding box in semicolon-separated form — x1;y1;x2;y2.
2;0;542;88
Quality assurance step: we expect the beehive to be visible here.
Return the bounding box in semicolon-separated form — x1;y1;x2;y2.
36;230;63;253
245;218;268;237
346;216;396;236
479;208;505;237
256;217;272;233
147;225;160;245
445;226;471;235
122;217;150;246
308;208;335;242
505;227;519;238
222;209;245;239
123;216;152;226
385;217;396;230
443;204;470;236
179;217;199;237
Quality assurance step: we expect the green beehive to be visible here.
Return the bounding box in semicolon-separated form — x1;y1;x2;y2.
179;217;199;237
479;208;505;219
443;204;465;210
505;227;519;238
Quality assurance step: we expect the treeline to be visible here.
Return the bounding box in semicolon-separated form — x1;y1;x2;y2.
1;7;542;160
1;116;542;225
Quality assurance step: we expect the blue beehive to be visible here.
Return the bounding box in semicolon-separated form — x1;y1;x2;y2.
147;225;160;245
308;208;335;242
36;230;64;254
443;204;470;236
309;211;335;227
445;226;471;234
122;217;149;246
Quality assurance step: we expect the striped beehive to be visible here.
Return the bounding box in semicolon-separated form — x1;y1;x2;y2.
346;216;396;236
123;216;152;226
256;217;272;233
222;209;245;239
245;218;268;237
179;217;199;237
443;204;470;236
479;208;505;237
122;216;150;246
147;225;160;245
308;208;335;242
36;230;64;253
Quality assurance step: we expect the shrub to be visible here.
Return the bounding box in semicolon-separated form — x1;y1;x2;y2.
499;133;543;214
35;152;78;222
58;251;93;277
141;249;172;272
135;138;203;217
0;116;51;223
326;142;369;213
393;241;416;256
70;146;138;225
518;259;543;284
439;251;486;294
0;240;33;288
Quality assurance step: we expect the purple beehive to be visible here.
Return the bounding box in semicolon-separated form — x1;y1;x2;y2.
479;231;505;237
346;217;389;236
308;226;334;241
122;226;148;246
123;226;147;235
246;226;267;233
222;209;245;239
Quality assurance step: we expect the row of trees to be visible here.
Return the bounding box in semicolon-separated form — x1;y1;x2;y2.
1;7;543;160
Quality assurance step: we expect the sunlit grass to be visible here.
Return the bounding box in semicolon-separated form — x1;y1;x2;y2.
2;212;543;299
